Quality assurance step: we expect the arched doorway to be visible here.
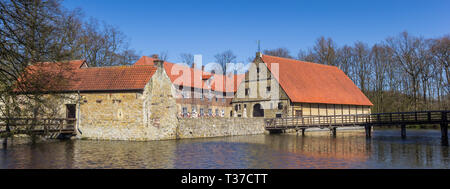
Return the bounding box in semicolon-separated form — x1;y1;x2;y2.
253;104;264;117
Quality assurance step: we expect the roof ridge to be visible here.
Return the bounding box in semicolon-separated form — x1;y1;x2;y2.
79;65;157;69
262;54;339;69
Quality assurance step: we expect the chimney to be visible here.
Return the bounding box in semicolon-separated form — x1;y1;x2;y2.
201;66;205;72
151;54;159;59
191;63;196;69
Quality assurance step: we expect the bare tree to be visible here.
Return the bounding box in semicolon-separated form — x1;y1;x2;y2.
336;45;353;77
370;44;389;112
263;48;293;58
431;36;450;97
179;53;194;67
0;0;76;122
158;51;169;61
352;41;371;94
312;36;338;66
214;50;236;74
386;32;430;110
74;18;139;66
297;49;316;62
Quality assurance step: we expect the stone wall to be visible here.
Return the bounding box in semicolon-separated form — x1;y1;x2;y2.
177;117;266;139
77;61;179;141
77;92;149;140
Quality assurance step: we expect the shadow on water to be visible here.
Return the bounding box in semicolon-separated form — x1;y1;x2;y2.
0;129;449;169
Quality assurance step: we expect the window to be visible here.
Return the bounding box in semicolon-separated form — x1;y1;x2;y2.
208;109;212;116
244;104;247;108
200;108;204;116
182;107;188;117
235;105;239;111
192;106;197;113
278;102;283;110
256;67;260;81
266;86;271;92
215;109;219;116
245;88;250;96
66;104;76;119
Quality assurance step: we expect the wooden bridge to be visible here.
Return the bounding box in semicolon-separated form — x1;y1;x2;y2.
265;110;449;140
0;118;76;139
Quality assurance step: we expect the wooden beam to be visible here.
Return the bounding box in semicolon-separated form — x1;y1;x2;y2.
365;125;372;138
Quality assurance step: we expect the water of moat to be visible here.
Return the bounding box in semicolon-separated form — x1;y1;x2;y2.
1;129;449;169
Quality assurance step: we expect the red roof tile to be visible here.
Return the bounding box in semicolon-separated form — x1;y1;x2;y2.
73;65;156;91
261;55;373;106
19;60;156;92
134;56;244;93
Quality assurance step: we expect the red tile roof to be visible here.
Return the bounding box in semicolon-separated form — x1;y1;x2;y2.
261;55;373;106
72;65;156;91
134;56;244;93
18;60;156;92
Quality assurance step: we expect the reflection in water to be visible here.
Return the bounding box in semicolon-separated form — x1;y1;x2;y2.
0;129;449;169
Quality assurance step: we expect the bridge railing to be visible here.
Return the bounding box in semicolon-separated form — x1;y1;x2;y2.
265;110;450;129
0;117;76;135
368;111;449;125
265;114;371;128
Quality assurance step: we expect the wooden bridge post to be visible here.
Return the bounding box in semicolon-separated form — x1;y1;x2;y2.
401;124;406;139
441;123;448;139
365;125;372;138
2;137;7;149
330;127;337;137
441;112;448;140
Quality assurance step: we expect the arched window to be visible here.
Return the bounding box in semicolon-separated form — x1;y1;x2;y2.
253;104;264;117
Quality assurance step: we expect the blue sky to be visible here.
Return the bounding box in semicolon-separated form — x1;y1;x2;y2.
63;0;450;64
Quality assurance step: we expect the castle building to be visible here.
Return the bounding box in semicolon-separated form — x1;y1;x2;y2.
133;55;245;118
16;58;179;140
231;53;373;118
